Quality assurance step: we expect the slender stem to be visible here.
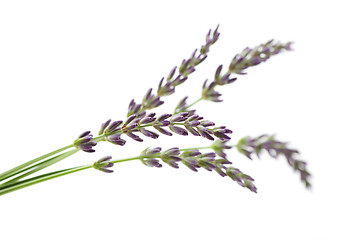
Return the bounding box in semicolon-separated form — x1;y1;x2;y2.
0;164;92;196
0;144;221;196
0;157;142;196
111;156;141;164
179;146;213;151
175;97;203;114
0;152;69;184
186;97;203;110
0;149;79;188
0;144;74;182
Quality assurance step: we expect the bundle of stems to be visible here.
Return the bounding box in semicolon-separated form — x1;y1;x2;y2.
0;26;311;196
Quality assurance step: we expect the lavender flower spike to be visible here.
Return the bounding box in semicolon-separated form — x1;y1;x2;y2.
236;134;311;188
73;131;97;153
160;147;182;168
140;147;163;168
93;156;114;173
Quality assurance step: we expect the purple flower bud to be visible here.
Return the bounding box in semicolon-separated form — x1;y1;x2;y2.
78;135;93;144
244;180;257;193
143;158;162;168
185;125;201;136
136;111;147;119
126;132;143;142
139;128;159;139
125;114;137;125
143;88;153;102
93;156;114;173
181;150;201;157
128;99;135;110
215;65;222;81
167;161;180;169
157;113;172;122
213;130;231;141
167;66;177;81
215;168;227;177
164;147;180;156
171;112;189;122
154;126;173;136
107;120;123;132
126;122;138;131
172;75;188;86
200;120;215;127
191;49;197;59
74;131;97;153
78;142;97;153
160;120;170;126
158;81;175;96
169;125;188;136
284;42;293;51
198;159;216;171
148;96;164;108
226;167;243;185
143;147;162;156
182;158;200;172
188;114;200;121
201;152;216;158
250;56;262;66
99;119;111;135
106;134;126;146
187;66;196;74
146;112;156;118
179;59;190;74
140;117;156;125
78;131;91;138
198;126;215;141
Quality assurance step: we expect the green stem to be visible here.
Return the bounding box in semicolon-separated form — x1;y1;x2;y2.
0;156;141;196
0;149;79;188
0;164;92;196
0;144;74;182
0;145;219;196
0;152;69;185
176;97;203;114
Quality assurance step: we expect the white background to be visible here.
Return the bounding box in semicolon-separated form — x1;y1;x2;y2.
0;1;359;239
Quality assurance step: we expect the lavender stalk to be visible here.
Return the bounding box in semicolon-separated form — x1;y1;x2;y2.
128;26;220;117
0;26;310;197
175;40;293;113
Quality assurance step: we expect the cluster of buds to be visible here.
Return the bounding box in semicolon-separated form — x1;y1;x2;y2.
73;131;97;153
138;147;256;192
211;140;232;159
127;26;220;117
225;167;257;192
98;112;232;147
236;134;311;188
173;96;196;115
228;40;292;75
168;112;232;140
140;147;162;168
93;156;114;173
202;40;293;102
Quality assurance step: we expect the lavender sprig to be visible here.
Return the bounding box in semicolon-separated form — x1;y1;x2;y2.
137;146;257;192
73;131;97;153
0;26;308;197
128;26;220;117
235;135;311;188
175;40;293;114
96;111;232;147
202;40;293;102
93;156;114;173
